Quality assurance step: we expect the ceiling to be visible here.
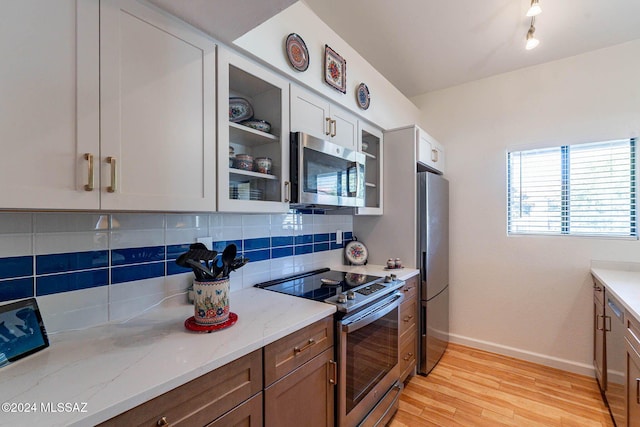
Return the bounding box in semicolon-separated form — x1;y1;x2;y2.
302;0;640;97
148;0;640;98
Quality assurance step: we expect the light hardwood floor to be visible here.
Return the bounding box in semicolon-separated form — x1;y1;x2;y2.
389;343;613;427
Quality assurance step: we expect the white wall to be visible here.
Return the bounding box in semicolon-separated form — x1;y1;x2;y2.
233;2;421;130
412;40;640;374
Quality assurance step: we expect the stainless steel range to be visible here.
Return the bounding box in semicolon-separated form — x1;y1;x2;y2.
256;268;405;427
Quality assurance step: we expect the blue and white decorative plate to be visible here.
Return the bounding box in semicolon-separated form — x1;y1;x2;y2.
229;97;253;123
356;83;370;110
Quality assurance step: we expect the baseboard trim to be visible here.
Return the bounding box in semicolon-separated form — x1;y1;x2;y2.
449;333;595;377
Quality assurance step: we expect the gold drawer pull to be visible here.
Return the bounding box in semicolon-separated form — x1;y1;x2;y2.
403;352;414;361
403;286;413;292
325;117;332;136
106;156;117;193
157;416;169;426
84;153;94;191
294;338;316;354
329;359;337;385
403;315;414;322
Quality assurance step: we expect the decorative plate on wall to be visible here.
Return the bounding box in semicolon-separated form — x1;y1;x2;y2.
324;45;346;93
285;33;309;72
356;83;370;110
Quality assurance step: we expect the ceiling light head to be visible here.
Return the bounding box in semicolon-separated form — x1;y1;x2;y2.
526;0;542;17
525;25;539;50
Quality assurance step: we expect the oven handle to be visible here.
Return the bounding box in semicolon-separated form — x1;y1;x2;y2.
341;293;403;333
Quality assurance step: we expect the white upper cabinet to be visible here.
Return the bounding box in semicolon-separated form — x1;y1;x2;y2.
100;0;216;211
417;128;445;174
290;85;358;150
217;48;290;213
356;122;384;216
0;1;100;209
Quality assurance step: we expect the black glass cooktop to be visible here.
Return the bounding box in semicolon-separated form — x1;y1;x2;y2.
254;268;383;302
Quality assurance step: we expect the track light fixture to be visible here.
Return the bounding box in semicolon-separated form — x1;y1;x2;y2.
524;1;541;50
525;17;539;50
526;0;542;17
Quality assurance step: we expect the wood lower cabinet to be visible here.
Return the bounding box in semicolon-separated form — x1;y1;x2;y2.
399;275;418;382
264;315;336;427
264;347;336;427
98;349;262;427
593;280;606;389
627;315;640;427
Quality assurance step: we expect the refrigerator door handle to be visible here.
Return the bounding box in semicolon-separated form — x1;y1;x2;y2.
421;251;427;284
421;302;427;338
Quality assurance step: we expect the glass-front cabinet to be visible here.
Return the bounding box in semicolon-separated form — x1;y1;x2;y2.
217;48;290;212
356;122;383;215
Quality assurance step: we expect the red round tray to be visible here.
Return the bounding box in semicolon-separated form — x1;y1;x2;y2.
184;312;238;333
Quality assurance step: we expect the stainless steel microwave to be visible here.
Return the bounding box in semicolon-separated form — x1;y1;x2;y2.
289;132;365;207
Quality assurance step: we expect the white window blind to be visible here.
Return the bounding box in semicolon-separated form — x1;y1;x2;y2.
507;139;636;237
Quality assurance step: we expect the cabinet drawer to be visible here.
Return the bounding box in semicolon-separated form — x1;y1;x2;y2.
205;392;262;427
264;316;334;386
400;298;417;338
400;276;418;301
628;314;640;356
98;349;262;427
399;329;417;381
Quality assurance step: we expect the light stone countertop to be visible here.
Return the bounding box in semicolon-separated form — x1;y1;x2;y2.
0;264;417;427
0;287;336;427
590;267;640;322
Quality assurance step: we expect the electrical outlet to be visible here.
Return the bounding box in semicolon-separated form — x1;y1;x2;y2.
336;230;343;245
196;237;213;249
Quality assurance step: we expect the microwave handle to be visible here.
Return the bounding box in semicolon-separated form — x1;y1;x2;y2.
347;161;363;197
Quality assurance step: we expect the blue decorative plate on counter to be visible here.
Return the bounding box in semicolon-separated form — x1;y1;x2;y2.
229;97;253;123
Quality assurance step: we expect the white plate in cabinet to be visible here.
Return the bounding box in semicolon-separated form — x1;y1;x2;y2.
0;1;99;209
290;84;358;150
217;47;290;213
100;0;216;211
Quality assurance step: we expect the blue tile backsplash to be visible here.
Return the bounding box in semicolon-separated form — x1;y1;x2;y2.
0;212;353;307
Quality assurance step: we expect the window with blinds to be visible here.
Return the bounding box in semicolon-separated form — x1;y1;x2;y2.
507;139;637;237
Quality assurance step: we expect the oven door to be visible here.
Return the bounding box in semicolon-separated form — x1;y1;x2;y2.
337;292;403;427
292;132;365;207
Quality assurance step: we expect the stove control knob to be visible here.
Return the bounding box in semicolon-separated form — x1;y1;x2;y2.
346;290;356;300
384;275;392;283
337;294;348;304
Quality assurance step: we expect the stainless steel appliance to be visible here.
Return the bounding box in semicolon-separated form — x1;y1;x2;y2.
255;268;405;427
417;172;450;375
289;132;366;207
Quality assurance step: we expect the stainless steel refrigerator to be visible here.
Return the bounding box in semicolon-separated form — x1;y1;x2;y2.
417;171;449;375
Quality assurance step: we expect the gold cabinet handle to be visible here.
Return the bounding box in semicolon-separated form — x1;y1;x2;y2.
284;181;291;203
431;148;439;162
403;315;414;322
330;119;337;137
403;286;414;292
157;416;169;426
325;117;332;136
294;338;315;354
84;153;94;191
106;156;117;193
595;314;604;331
403;352;414;361
329;359;337;385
